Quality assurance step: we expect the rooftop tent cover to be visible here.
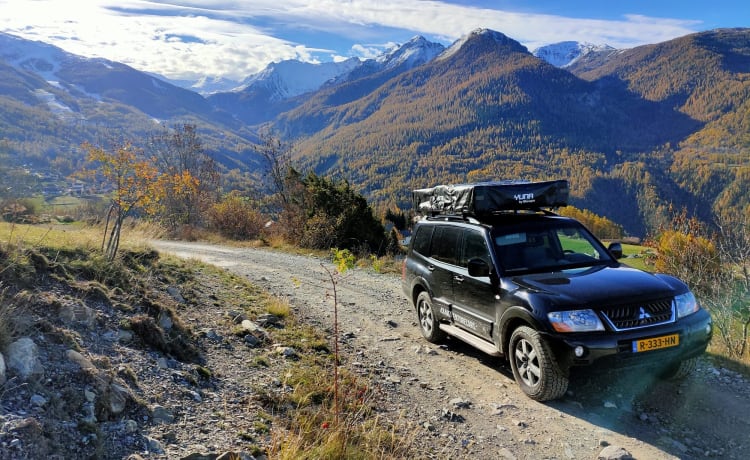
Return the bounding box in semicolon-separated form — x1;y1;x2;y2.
413;180;569;216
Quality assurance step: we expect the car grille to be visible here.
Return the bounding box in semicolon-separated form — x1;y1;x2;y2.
600;299;675;331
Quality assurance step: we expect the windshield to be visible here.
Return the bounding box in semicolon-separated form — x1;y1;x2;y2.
491;219;612;274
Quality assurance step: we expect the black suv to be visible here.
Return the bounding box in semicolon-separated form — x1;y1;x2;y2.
401;180;712;401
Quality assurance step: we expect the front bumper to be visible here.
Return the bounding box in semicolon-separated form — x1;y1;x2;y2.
547;308;712;371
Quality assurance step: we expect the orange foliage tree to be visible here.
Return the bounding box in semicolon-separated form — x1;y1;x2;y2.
80;141;163;260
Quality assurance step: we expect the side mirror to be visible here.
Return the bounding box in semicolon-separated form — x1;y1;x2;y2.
608;242;623;260
468;258;491;277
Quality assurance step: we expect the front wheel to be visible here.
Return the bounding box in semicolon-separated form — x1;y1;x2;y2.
509;326;568;401
416;291;446;343
660;357;698;380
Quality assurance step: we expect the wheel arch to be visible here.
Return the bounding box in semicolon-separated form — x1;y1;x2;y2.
499;307;543;357
410;278;431;309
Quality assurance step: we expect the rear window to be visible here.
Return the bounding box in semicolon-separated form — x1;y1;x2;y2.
411;225;433;256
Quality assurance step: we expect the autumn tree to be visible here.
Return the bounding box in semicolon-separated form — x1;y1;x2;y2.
256;129;292;206
147;124;219;229
80;141;161;260
653;208;750;358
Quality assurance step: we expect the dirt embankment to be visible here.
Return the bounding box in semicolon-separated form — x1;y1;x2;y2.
152;240;750;460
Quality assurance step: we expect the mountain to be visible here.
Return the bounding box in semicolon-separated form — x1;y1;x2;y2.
0;31;260;173
533;41;616;67
2;28;750;238
208;58;361;126
567;27;750;225
271;28;748;236
0;32;219;121
208;36;444;127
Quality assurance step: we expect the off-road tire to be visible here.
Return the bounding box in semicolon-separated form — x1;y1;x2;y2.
416;291;446;343
509;326;568;401
660;356;698;380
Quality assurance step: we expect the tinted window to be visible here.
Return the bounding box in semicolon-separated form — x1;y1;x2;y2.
432;226;461;265
412;225;433;256
460;230;490;267
492;219;611;273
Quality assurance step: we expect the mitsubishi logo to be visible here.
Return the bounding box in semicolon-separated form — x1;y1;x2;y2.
637;307;651;320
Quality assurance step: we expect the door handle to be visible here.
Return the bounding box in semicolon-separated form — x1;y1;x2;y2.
453;275;464;282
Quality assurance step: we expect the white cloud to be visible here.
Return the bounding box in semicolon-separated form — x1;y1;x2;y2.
0;0;704;82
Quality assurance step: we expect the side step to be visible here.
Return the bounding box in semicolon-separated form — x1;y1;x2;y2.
439;324;502;357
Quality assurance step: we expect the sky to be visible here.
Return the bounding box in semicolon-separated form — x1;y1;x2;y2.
0;0;747;84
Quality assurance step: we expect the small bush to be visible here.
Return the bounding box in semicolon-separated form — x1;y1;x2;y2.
207;192;265;240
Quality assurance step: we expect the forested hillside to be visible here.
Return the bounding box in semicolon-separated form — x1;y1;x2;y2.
1;28;749;237
272;28;750;237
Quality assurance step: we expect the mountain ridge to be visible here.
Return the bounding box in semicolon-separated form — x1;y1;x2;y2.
1;28;749;237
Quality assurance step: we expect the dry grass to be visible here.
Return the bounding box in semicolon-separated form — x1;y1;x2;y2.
266;357;419;460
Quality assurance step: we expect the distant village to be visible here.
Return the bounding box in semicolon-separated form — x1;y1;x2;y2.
2;164;110;199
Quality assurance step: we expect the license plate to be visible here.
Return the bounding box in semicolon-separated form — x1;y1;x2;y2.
632;334;679;353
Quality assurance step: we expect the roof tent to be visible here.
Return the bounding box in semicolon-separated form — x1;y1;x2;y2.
413;180;569;217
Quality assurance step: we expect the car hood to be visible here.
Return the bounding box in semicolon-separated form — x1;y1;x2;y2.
510;264;678;307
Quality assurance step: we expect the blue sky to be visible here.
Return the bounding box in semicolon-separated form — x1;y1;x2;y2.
0;0;746;83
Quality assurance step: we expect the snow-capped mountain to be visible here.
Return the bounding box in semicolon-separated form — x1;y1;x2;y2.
0;31;213;120
532;41;616;67
238;58;362;101
376;36;445;70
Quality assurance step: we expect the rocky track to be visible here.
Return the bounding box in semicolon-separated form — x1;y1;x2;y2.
152;240;750;460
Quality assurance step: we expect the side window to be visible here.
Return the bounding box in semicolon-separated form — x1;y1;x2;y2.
431;226;461;265
411;225;434;256
461;230;490;267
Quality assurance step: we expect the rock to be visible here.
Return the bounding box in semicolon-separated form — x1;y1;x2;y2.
227;310;247;324
59;301;97;328
243;334;260;347
598;445;633;460
0;352;6;385
118;329;134;343
124;419;139;434
146;436;164;454
240;320;269;342
275;346;299;359
66;349;96;371
106;383;130;415
152;405;175;424
440;409;465;422
30;394;47;407
216;452;255;460
158;311;173;330
449;398;472;409
201;328;223;341
257;313;281;327
166;286;185;303
6;338;44;381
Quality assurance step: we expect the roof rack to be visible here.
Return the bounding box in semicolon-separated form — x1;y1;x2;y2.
413;180;569;218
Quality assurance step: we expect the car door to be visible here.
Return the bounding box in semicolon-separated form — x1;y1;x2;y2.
451;228;496;340
426;225;462;316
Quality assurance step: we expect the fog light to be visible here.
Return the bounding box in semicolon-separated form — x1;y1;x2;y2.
705;323;712;335
574;346;585;357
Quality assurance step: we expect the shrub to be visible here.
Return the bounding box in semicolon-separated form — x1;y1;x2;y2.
207;192;265;240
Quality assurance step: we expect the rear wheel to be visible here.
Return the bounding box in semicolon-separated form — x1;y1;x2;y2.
509;326;568;401
416;291;446;343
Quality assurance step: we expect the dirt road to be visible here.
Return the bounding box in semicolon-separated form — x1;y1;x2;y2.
151;240;750;459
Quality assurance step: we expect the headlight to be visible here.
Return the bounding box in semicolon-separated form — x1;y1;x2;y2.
548;309;605;332
675;291;700;318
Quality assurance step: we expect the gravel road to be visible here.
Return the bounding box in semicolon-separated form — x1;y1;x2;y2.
151;240;750;460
